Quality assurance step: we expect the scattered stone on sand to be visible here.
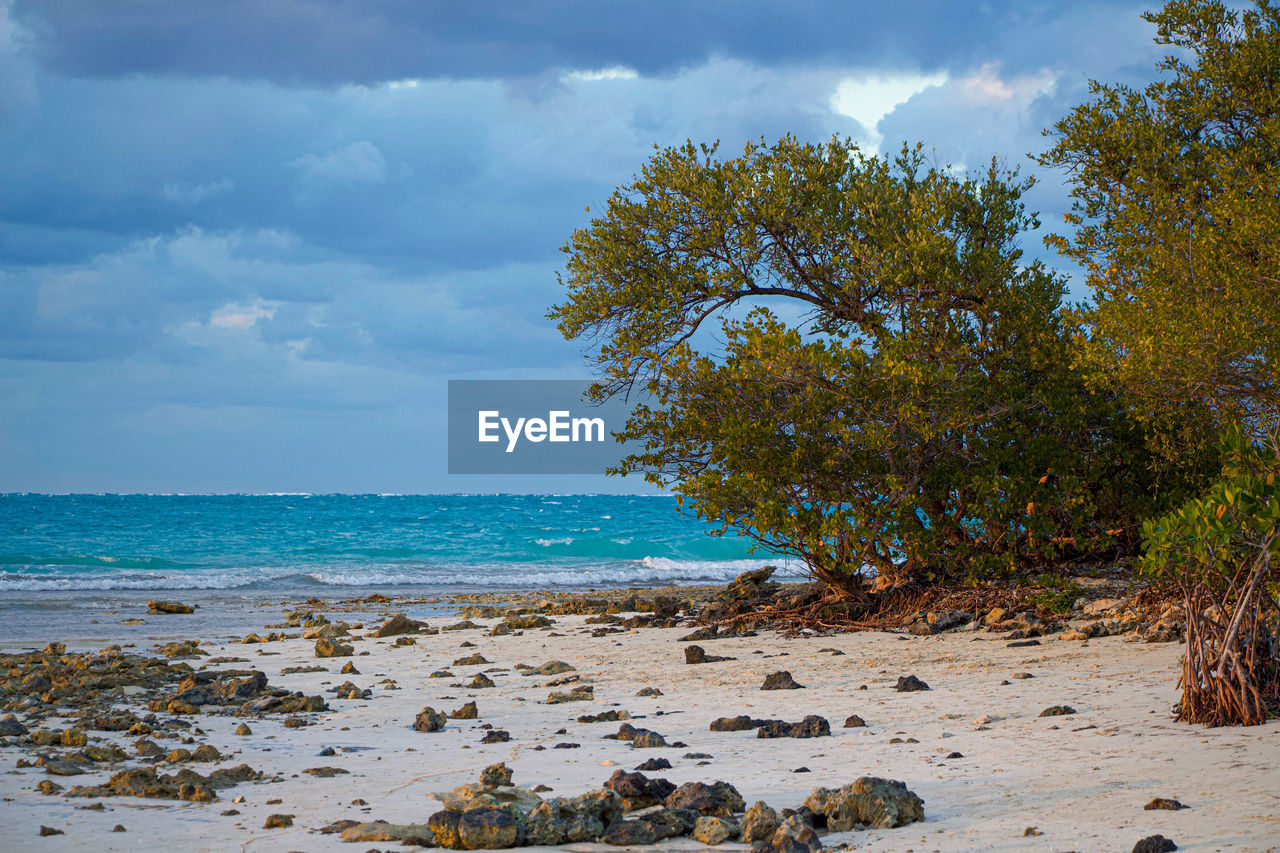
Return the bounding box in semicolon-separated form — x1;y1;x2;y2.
339;821;436;846
1145;798;1187;811
1040;705;1077;717
685;645;733;664
739;800;781;843
761;671;804;690
453;653;490;666
430;670;454;678
64;764;262;802
479;762;513;787
757;715;830;739
450;701;479;719
522;660;576;676
1133;835;1178;853
579;709;630;723
481;729;511;744
441;620;483;631
340;661;359;674
469;673;496;689
525;789;624;845
315;637;354;658
895;675;930;692
636;686;663;697
546;685;593;704
263;813;294;828
1012;671;1034;679
764;814;822;852
665;780;745;817
843;714;866;728
635;757;673;771
147;600;194;614
39;826;64;836
413;707;447;732
0;715;30;736
605;769;678;811
373;613;424;637
605;722;671;748
694;815;739;844
710;715;785;732
303;766;349;778
803;776;925;830
112;825;126;832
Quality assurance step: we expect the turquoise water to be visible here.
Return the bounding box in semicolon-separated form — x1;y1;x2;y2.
0;494;796;592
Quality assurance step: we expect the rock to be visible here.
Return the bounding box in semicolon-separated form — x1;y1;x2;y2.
601;818;660;846
694;815;739;844
578;709;630;723
605;769;677;811
37;780;63;795
453;653;490;666
982;607;1008;626
1012;671;1034;679
664;781;743;817
927;610;972;631
907;618;936;636
765;815;822;852
525;789;623;845
480;763;513;787
686;645;733;664
1040;705;1077;717
0;715;30;736
761;671;804;690
1133;835;1178;853
147;600;193;614
339;821;436;846
757;715;830;739
481;730;510;744
636;686;663;697
469;673;496;689
303;766;349;778
457;807;521;849
314;638;353;658
635;757;673;771
842;714;866;728
374;613;424;637
192;744;221;762
112;825;126;832
340;661;359;674
413;707;448;732
546;685;593;704
1083;597;1124;616
263;813;293;828
524;660;576;676
631;730;670;748
451;701;479;719
803;777;925;830
1144;798;1186;811
234;723;252;736
39;826;64;836
739;800;780;843
503;614;553;629
711;715;784;732
428;810;463;848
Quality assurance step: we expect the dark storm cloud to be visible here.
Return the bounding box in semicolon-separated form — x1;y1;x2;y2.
15;0;1145;85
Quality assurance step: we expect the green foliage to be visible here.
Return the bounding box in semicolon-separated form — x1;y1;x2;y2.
551;137;1193;586
1038;0;1280;437
1142;425;1280;584
1028;573;1083;614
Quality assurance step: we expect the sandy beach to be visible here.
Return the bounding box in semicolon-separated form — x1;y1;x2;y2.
1;586;1278;852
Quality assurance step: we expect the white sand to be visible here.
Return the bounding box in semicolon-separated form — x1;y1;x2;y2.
3;609;1279;852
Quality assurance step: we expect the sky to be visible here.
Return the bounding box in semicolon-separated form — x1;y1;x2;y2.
0;0;1170;494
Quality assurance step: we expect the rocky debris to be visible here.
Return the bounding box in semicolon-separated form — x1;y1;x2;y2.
710;715;786;732
635;757;673;771
636;686;663;697
431;670;454;678
739;801;781;843
803;777;924;830
156;640;206;659
339;821;436;846
451;701;479;719
605;769;678;811
600;813;685;846
314;638;353;658
481;730;511;744
694;815;739;844
304;766;349;778
263;813;294;828
1133;835;1178;853
340;661;359;674
578;709;630;723
1145;798;1187;811
757;715;830;739
330;680;369;700
1040;705;1077;717
480;763;513;787
685;645;733;664
895;675;930;692
525;789;623;845
39;826;64;836
0;714;31;736
453;653;490;666
413;707;447;732
756;814;822;852
546;685;593;704
469;673;497;689
605;722;671;749
373;613;424;637
761;671;804;690
65;763;261;802
842;714;866;728
503;614;554;630
521;660;576;676
441;620;483;631
665;780;745;817
147;600;194;614
303;622;351;640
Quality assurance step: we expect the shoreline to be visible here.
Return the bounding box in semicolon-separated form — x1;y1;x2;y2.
1;583;1277;851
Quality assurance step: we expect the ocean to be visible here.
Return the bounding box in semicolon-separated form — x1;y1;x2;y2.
0;493;796;593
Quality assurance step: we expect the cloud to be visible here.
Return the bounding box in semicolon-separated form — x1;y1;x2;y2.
289;140;389;187
829;71;948;152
